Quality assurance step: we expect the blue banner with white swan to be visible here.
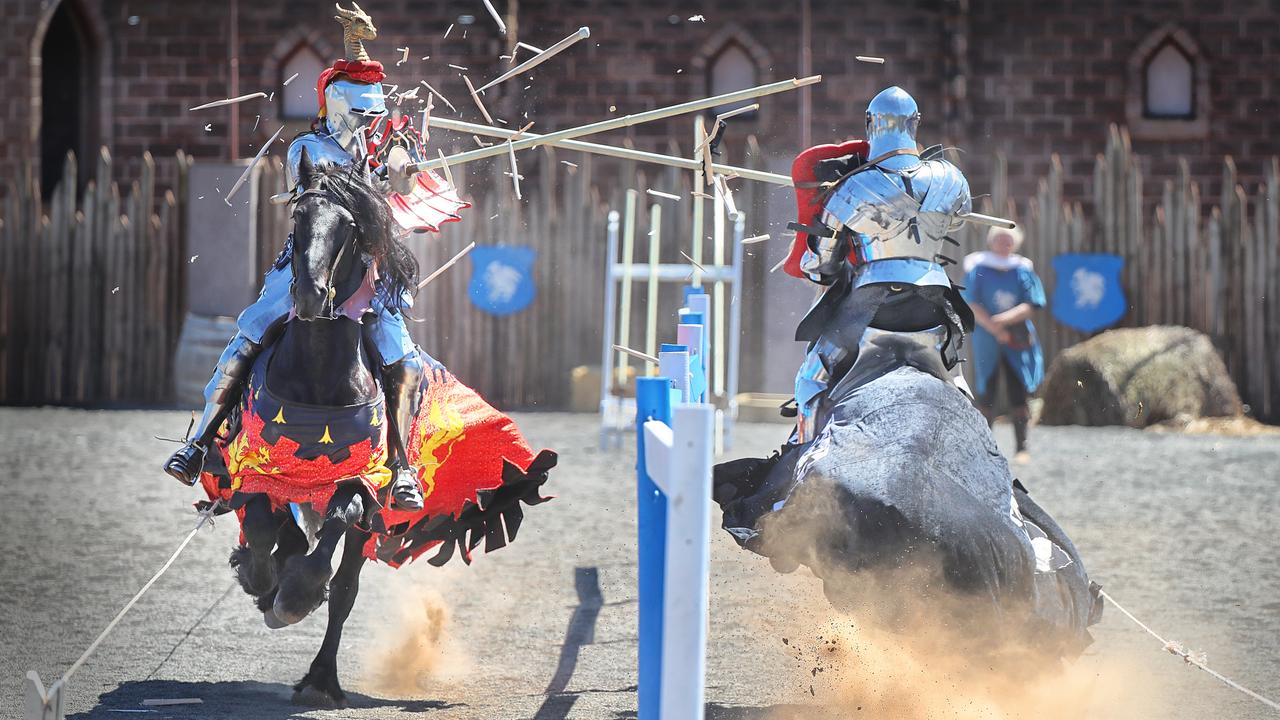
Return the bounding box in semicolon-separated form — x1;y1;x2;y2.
468;245;537;316
1051;253;1126;333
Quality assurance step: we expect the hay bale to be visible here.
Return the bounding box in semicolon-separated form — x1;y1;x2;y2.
1040;326;1242;427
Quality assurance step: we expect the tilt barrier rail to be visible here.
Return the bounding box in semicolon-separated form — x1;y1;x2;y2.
634;295;717;720
599;121;746;452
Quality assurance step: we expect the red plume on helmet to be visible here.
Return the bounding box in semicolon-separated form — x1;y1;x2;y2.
315;59;387;118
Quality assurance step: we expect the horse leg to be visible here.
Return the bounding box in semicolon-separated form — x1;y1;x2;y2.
293;527;370;707
255;511;311;617
273;483;365;625
229;493;283;597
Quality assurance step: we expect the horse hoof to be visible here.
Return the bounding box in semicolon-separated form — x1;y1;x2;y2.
273;554;329;624
270;594;312;626
263;608;289;629
292;668;348;708
291;686;346;709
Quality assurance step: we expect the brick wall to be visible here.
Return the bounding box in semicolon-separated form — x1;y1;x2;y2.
5;0;1277;210
1;1;50;186
963;0;1280;207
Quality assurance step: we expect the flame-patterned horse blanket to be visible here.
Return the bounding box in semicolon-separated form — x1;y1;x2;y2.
200;348;555;567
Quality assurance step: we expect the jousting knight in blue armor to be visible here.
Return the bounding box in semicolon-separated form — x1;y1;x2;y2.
164;4;468;511
714;86;1100;650
784;85;975;436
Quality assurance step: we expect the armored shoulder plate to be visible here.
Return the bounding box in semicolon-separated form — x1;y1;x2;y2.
821;168;918;241
819;159;971;270
914;159;972;239
286;132;356;188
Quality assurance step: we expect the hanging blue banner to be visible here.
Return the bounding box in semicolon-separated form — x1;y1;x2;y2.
1051;253;1126;333
468;245;537;316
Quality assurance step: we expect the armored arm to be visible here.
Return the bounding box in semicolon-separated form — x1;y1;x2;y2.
286;132;357;189
370;117;432;195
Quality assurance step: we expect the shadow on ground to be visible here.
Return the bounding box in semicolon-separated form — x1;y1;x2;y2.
69;679;464;719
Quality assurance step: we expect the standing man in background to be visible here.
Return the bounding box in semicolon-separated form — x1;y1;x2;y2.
963;227;1046;464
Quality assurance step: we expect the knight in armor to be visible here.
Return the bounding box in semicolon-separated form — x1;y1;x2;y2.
783;85;975;440
164;3;468;511
713;88;1101;649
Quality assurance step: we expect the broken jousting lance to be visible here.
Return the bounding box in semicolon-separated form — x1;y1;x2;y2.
480;0;507;35
417;242;476;289
414;76;822;174
189;92;267;111
475;27;592;92
430;116;793;185
424;115;1018;230
225;125;285;204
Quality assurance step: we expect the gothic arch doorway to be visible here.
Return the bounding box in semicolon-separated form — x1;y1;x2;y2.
36;1;103;197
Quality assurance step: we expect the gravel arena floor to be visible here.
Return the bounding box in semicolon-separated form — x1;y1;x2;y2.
1;407;1278;719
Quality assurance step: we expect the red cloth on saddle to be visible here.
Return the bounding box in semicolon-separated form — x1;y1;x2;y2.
316;59;387;117
199;364;542;566
199;364;393;511
784;140;870;279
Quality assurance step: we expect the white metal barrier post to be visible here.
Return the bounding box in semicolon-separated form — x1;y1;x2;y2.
642;404;714;720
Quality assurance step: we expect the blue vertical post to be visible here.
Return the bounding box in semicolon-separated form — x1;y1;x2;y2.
636;376;671;720
685;293;711;403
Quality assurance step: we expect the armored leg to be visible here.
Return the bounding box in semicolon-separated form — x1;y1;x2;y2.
163;333;263;485
382;350;426;511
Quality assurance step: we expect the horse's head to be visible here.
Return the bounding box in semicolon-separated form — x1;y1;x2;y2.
290;149;373;320
289;148;419;320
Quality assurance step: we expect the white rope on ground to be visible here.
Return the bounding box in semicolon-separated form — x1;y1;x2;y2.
1099;588;1280;713
45;500;224;703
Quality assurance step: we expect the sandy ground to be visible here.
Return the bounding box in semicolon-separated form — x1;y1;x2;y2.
1;407;1278;719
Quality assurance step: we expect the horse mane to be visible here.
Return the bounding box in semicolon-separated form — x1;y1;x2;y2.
310;163;419;307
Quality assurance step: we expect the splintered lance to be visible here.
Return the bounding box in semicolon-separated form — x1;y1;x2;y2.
412;76;822;174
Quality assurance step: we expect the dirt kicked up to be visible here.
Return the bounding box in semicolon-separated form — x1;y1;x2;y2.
0;408;1276;719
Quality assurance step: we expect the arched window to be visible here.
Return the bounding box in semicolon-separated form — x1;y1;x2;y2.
691;24;773;124
1126;26;1208;139
40;3;95;196
280;44;326;121
1144;41;1193;119
708;42;757;115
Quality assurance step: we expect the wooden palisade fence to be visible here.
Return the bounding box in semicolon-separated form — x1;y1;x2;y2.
4;126;1276;419
956;125;1279;422
0;149;191;405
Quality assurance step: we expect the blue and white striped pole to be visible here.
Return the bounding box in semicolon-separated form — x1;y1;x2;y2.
635;376;672;720
677;321;706;403
637;317;715;720
642;404;714;719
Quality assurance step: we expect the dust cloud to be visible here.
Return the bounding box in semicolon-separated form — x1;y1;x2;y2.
764;603;1160;720
361;585;471;695
747;488;1166;719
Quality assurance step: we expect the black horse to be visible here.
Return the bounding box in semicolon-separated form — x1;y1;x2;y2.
189;148;522;708
714;293;1103;659
217;149;421;705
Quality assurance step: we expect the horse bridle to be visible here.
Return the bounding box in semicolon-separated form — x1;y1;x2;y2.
289;188;361;320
